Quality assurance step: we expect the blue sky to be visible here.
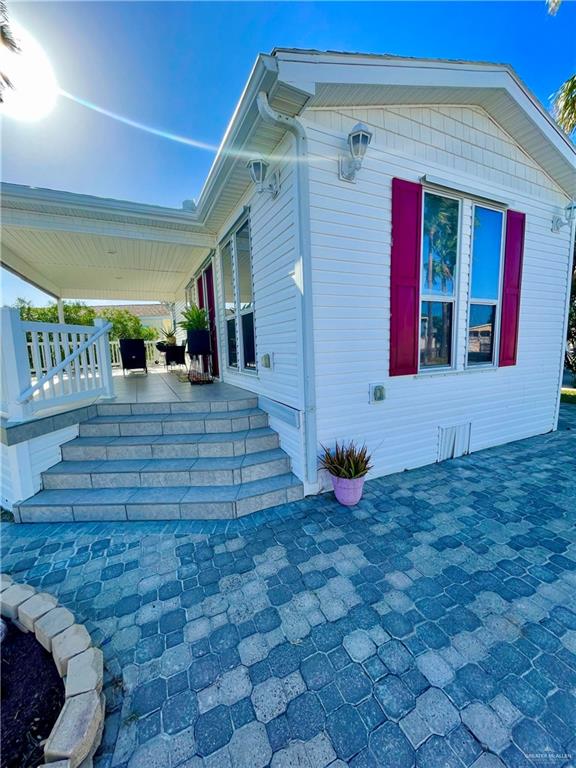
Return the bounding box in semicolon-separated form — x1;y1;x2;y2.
2;1;575;304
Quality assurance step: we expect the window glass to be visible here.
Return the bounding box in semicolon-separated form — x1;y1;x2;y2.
467;304;496;365
420;301;453;368
235;222;253;309
221;241;237;367
422;193;460;297
471;207;503;300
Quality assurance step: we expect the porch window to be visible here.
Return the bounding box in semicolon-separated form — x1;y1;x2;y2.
220;217;256;371
419;192;460;369
222;240;238;368
467;205;504;366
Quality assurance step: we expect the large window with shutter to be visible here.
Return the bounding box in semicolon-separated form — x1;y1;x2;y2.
389;178;525;377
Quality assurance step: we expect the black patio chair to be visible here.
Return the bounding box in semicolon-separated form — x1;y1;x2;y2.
119;339;148;375
165;344;186;369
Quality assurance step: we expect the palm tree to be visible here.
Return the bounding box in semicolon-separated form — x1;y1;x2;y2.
546;0;576;135
0;1;19;103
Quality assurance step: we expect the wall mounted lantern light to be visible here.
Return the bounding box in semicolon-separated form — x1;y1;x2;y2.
247;158;280;198
339;123;373;183
551;201;576;233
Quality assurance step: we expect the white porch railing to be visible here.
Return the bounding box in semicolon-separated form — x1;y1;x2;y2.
1;307;115;421
109;339;158;368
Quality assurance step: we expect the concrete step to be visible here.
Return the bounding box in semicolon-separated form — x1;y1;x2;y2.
16;474;304;523
42;449;290;489
79;408;268;437
96;397;258;417
61;427;280;461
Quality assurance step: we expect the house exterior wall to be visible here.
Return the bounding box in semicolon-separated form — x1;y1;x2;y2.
175;134;307;481
1;425;78;511
302;105;572;484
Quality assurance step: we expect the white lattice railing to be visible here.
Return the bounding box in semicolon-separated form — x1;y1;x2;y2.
109;340;158;368
1;308;115;420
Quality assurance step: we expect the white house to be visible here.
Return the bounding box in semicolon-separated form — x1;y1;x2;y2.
1;50;575;522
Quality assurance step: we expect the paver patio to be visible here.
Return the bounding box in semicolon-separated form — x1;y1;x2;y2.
2;405;575;768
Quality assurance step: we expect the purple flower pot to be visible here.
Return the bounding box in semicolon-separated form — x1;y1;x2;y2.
331;475;365;506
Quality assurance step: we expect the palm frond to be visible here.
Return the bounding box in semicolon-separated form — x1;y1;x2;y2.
553;74;576;136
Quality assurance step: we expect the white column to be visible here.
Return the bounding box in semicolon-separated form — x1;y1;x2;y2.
93;318;115;400
57;298;65;324
0;307;33;422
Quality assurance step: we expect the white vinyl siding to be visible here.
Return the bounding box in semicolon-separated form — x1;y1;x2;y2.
209;134;306;480
1;426;78;510
303;104;571;485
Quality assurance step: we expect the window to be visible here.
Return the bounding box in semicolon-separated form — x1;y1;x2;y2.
420;192;460;369
467;206;504;366
220;218;256;371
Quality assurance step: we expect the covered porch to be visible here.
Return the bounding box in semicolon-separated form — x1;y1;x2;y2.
110;368;254;405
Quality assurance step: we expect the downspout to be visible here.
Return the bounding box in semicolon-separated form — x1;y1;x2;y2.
256;91;318;491
553;200;576;430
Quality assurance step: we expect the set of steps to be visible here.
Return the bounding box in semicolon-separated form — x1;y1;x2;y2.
15;396;303;523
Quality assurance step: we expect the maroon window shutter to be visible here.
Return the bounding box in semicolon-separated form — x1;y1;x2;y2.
390;178;422;376
498;210;526;367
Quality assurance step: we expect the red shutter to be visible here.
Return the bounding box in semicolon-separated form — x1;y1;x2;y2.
390;178;422;376
498;210;525;367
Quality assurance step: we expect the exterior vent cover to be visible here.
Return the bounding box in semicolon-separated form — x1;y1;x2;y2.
437;423;471;462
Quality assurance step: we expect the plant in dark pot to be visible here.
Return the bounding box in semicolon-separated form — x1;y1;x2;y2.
178;305;211;356
319;441;372;506
161;326;177;346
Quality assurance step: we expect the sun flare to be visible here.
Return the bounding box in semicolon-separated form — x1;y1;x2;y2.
0;21;58;121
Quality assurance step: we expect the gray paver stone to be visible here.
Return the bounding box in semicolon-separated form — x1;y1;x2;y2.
251;677;288;723
343;629;376;662
461;703;510;752
416;650;455;686
229;721;272;768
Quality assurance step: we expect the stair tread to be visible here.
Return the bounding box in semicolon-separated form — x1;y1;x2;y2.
20;473;302;506
66;427;277;447
85;407;262;423
44;449;288;475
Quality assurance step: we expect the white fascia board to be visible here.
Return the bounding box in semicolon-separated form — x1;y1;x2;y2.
195;55;279;220
1;183;206;228
3;208;215;247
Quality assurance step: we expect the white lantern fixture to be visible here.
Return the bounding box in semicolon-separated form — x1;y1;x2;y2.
247;158;280;198
339;123;373;182
551;200;576;232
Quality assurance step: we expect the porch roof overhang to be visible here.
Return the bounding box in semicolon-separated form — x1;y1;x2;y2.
1;184;216;301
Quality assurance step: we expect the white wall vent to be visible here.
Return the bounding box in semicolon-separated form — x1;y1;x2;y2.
437;423;471;462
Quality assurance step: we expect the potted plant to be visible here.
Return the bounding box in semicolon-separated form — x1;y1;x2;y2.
319;441;372;506
178;304;211;356
161;326;177;346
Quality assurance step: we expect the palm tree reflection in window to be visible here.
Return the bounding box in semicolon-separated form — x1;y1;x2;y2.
420;194;459;368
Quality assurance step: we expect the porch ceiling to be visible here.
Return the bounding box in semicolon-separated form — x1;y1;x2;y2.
1;185;215;301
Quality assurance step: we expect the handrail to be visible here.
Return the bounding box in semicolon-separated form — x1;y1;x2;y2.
18;321;113;403
20;320;99;334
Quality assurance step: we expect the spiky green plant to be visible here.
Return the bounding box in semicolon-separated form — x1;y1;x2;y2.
178;305;208;331
319;441;372;479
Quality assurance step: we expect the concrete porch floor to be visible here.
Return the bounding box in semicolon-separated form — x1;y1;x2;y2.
111;368;255;404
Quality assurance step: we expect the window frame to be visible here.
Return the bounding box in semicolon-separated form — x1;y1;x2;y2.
465;202;507;370
219;213;257;375
418;189;462;373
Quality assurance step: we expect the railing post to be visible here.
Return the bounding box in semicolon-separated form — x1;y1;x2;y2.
93;318;115;400
0;307;33;422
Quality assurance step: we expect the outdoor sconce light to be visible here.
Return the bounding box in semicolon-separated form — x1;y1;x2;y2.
339;122;373;182
247;158;280;198
552;200;576;232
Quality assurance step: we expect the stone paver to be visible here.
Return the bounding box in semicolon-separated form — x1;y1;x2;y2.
2;405;575;767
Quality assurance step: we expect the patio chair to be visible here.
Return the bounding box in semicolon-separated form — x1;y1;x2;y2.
119;339;148;375
165;344;186;369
